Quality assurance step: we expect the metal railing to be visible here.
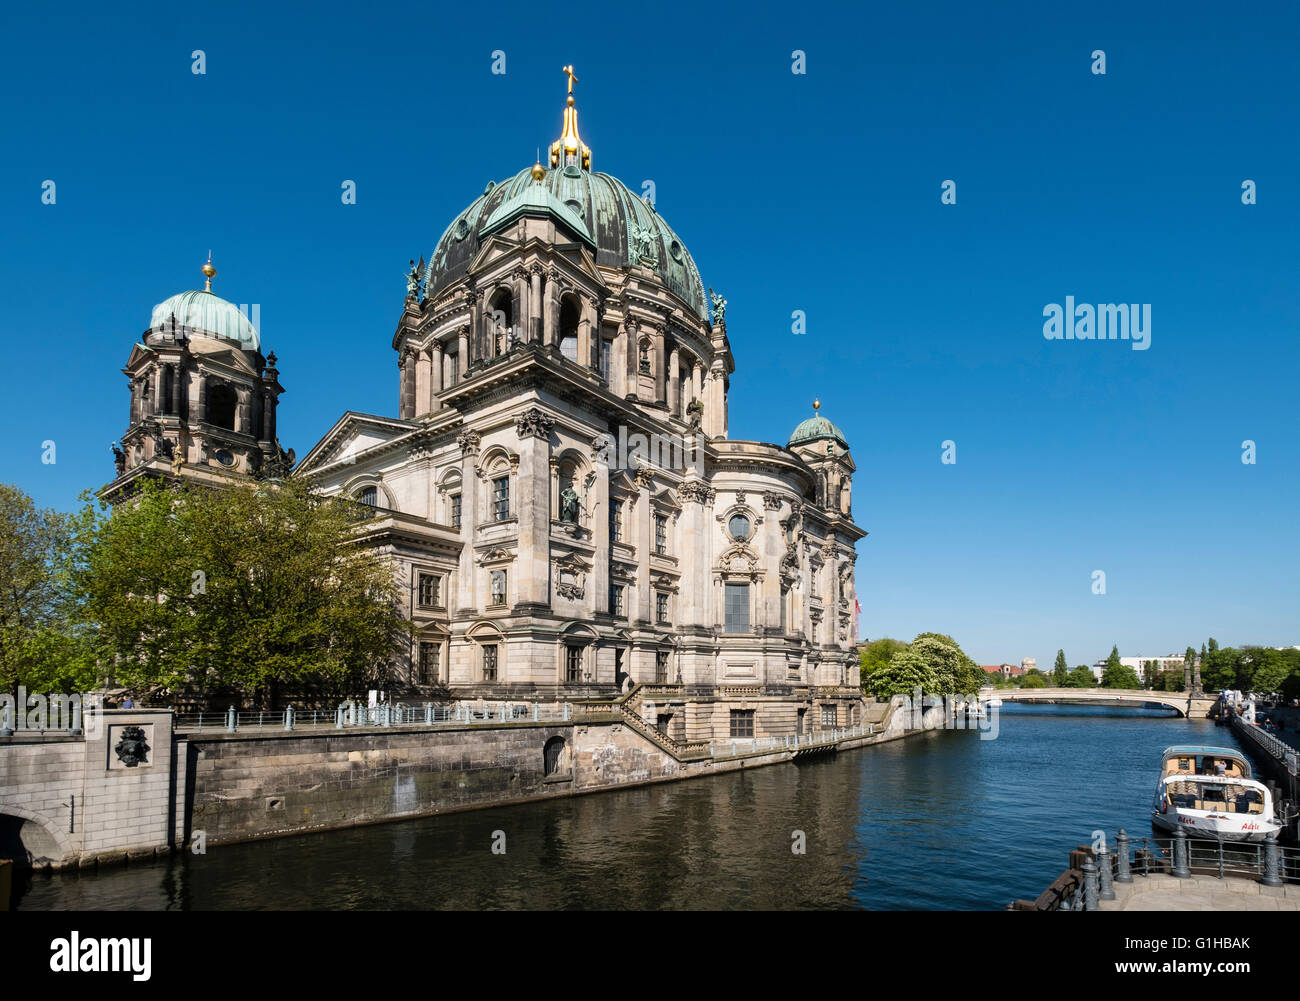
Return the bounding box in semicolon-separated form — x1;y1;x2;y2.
1013;827;1300;911
174;700;579;732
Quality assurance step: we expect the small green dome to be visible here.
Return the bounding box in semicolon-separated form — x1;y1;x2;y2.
150;290;259;351
788;413;848;450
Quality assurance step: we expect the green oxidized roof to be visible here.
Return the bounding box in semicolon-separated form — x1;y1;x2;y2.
150;290;259;351
788;414;849;450
427;166;708;320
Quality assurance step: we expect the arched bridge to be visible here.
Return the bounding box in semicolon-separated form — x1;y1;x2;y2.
977;688;1217;719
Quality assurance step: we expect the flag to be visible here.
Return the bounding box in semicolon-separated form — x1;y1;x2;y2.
854;598;861;615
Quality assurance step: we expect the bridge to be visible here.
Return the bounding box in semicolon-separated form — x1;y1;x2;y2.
977;688;1217;719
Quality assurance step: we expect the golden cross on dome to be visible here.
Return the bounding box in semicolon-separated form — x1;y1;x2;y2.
563;65;578;95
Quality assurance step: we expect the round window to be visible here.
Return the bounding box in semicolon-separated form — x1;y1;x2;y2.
565;198;584;218
214;449;234;467
669;240;683;262
454;218;470;240
728;514;750;540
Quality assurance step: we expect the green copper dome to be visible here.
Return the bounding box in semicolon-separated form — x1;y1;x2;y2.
788;413;849;450
150;290;260;351
426;166;708;321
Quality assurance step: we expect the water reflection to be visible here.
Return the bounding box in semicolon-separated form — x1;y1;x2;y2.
13;705;1235;911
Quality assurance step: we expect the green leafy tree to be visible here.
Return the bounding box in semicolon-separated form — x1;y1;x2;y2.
0;484;97;695
864;647;937;699
1066;665;1095;688
1185;645;1198;680
80;479;412;706
1020;670;1048;689
859;638;908;691
1053;649;1068;686
1200;645;1241;692
1101;659;1142;689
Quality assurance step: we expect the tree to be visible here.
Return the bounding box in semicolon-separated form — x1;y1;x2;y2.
859;638;908;691
0;484;96;695
1053;649;1068;686
79;479;412;706
1185;645;1197;680
1102;658;1142;689
1066;665;1095;688
1020;671;1048;689
864;647;937;699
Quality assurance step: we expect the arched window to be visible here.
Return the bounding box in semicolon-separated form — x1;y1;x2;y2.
488;288;513;356
356;486;378;506
208;384;237;430
543;736;568;777
558;295;580;362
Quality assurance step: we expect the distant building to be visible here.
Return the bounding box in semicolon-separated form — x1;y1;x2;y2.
1021;657;1037;674
1120;655;1187;677
982;663;1023;679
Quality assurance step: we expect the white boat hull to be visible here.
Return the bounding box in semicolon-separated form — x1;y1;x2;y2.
1151;807;1280;841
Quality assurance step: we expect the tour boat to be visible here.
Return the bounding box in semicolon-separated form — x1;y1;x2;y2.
1150;745;1281;841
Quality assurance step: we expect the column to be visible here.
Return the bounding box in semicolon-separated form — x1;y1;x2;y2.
577;298;593;368
467;293;480;365
624;322;639;399
529;267;543;343
415;349;431;415
169;363;181;415
236;387;252;435
668;346;681;416
652;326;665;403
455;431;481;613
592;458;610;614
515;409;555;610
154;367;165;414
636;468;653;625
457;324;469;382
543;272;559;348
429;342;444;408
128;378;139;426
692;362;703;406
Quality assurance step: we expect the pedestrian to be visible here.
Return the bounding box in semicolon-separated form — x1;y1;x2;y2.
121;695;136;709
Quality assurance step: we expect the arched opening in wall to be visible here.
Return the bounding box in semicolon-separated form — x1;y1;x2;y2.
355;485;378;507
558;295;580;362
0;813;64;868
208;383;237;430
543;736;569;777
488;289;513;356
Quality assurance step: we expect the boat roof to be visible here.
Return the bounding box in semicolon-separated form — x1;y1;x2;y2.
1161;745;1249;758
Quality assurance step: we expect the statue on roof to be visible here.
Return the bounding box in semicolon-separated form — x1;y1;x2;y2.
709;287;727;323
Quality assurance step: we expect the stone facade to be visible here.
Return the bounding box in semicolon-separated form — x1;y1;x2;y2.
294;78;867;740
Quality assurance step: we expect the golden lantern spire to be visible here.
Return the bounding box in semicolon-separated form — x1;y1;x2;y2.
812;398;821;413
201;251;217;292
549;65;591;171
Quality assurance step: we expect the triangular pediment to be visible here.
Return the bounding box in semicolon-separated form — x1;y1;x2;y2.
294;411;419;474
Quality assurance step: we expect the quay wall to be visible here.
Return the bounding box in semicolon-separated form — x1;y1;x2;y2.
2;700;914;867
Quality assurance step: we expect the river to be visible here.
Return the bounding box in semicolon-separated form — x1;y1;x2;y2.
11;704;1246;910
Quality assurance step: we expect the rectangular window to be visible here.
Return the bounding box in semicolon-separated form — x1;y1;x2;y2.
656;592;669;625
450;493;462;529
565;646;582;684
610;584;625;617
729;710;755;738
482;644;498;681
779;585;788;631
724;583;750;634
655;650;669;684
490;570;507;607
417;573;441;609
654;514;667;555
493;477;510;521
599;339;612;381
417;641;439;684
609;500;622;542
821;705;838;728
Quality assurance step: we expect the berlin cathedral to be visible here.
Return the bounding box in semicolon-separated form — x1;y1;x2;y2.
103;68;867;742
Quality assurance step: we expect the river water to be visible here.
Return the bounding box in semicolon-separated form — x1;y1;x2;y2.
11;705;1246;910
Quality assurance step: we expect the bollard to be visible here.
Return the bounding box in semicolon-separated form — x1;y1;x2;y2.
383;704;392;728
69;701;83;736
284;706;294;731
1171;828;1190;878
1097;844;1115;900
425;703;433;726
226;706;237;733
1262;831;1283;887
1082;859;1099;910
336;705;344;729
1115;830;1132;883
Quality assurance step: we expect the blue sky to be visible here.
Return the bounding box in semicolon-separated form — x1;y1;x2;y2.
1;1;1296;669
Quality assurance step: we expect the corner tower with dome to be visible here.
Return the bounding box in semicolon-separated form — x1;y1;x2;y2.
102;257;291;501
294;68;866;739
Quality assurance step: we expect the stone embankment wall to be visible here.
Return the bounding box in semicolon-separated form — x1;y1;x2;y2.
3;697;922;866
